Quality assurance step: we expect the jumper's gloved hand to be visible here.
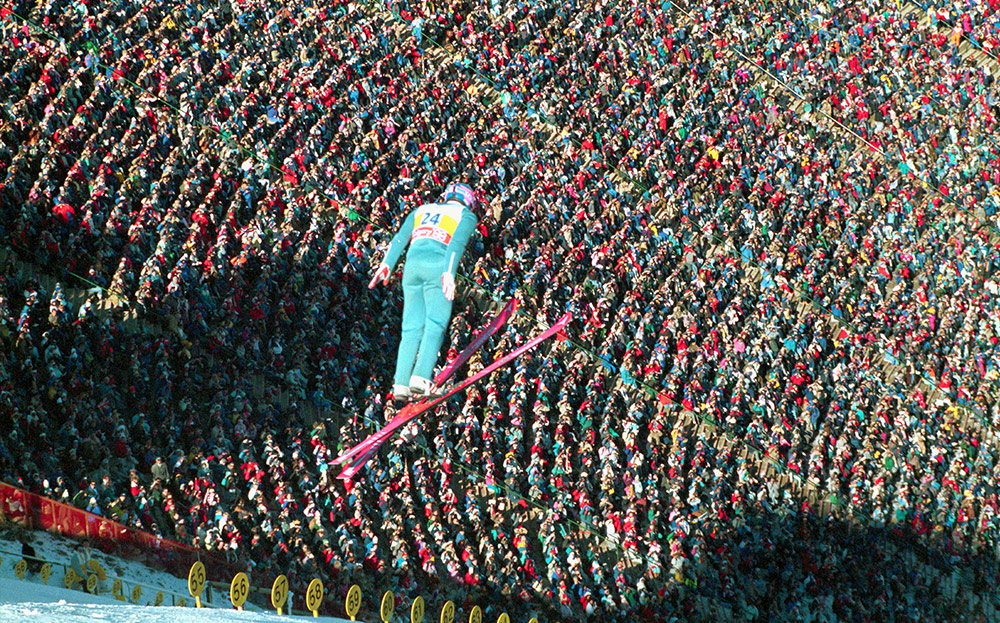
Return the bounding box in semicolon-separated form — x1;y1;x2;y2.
441;271;456;301
368;263;391;289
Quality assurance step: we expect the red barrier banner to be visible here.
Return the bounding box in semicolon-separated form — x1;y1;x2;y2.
0;481;239;580
1;486;28;525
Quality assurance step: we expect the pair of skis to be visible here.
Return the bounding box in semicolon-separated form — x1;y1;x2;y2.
333;300;570;479
331;298;516;478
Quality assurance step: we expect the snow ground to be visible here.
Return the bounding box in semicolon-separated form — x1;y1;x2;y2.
0;530;346;622
0;529;191;605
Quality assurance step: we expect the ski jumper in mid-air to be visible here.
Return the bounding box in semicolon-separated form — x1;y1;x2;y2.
369;182;479;401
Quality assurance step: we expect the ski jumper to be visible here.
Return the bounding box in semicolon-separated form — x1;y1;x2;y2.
382;200;478;387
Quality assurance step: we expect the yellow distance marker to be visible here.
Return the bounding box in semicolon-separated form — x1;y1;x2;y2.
345;584;362;621
39;563;51;585
306;578;324;617
188;561;206;608
64;569;78;589
155;591;164;606
271;574;289;615
469;605;482;623
112;578;123;599
529;617;539;623
86;574;98;594
380;590;395;623
131;584;142;604
177;597;188;608
88;560;107;582
440;600;455;623
14;559;26;580
497;614;510;623
230;572;249;610
411;595;425;623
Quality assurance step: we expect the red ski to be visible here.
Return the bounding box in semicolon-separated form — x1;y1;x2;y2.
335;312;570;479
333;299;516;468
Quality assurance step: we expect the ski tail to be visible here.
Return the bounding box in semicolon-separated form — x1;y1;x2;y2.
333;299;515;468
434;298;517;387
335;313;570;479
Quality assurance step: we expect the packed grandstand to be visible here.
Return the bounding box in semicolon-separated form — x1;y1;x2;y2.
2;0;1000;620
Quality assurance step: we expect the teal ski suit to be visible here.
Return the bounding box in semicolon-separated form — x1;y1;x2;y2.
381;199;478;386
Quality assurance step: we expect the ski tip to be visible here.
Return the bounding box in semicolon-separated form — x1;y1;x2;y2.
337;463;363;480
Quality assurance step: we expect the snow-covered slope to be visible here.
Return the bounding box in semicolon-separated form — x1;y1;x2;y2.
0;581;348;622
0;530;347;622
0;530;191;604
0;574;349;622
0;578;346;622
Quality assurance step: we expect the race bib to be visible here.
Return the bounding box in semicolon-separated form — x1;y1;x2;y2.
411;203;463;245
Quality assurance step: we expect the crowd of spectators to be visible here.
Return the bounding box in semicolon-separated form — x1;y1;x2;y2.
3;0;1000;620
